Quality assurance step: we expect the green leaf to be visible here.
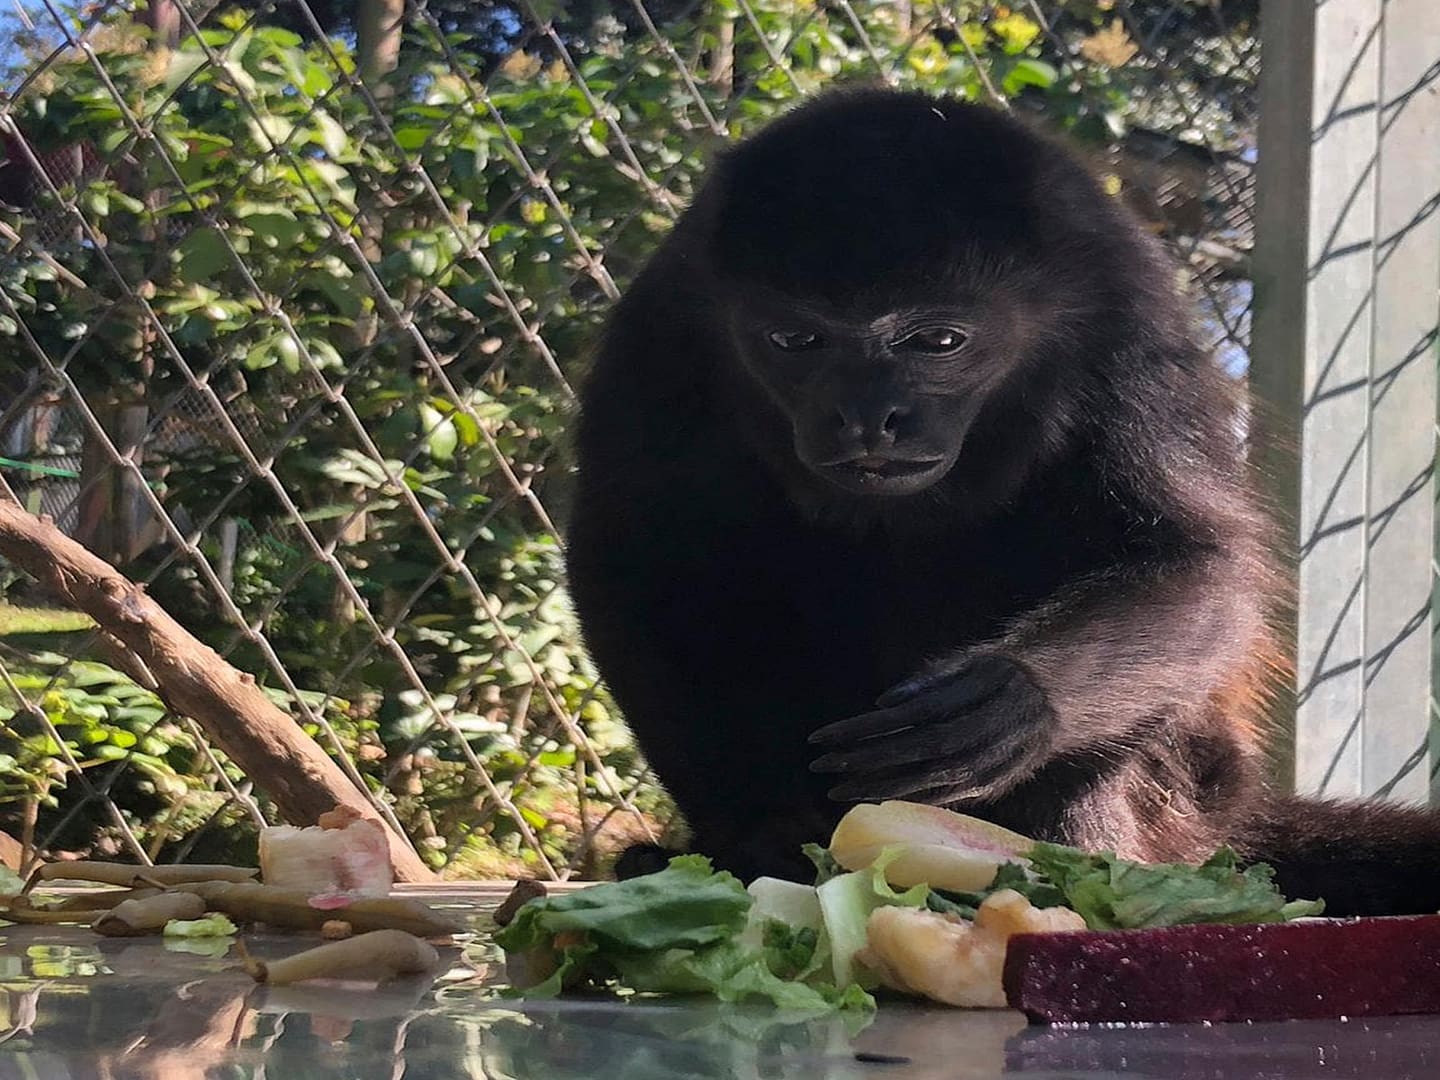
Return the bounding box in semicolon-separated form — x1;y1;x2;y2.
393;125;433;152
165;49;210;93
495;855;751;955
613;938;871;1013
1002;59;1058;94
307;339;343;370
1024;843;1325;930
992;12;1040;53
815;851;927;989
244;338;279;370
174;227;232;284
802;843;841;885
312;110;349;159
244;212;305;250
276;333;302;373
99;128;132;154
496;856;872;1014
109;191;146;215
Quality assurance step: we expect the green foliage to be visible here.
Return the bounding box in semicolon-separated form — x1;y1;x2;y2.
0;652;340;859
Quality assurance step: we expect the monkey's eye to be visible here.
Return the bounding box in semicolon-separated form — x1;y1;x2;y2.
767;329;826;352
896;327;968;355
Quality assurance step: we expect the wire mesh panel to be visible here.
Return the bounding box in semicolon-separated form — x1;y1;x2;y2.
0;1;1262;878
1251;0;1440;806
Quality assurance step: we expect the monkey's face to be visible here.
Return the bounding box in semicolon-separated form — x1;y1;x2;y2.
729;292;1013;496
698;91;1154;503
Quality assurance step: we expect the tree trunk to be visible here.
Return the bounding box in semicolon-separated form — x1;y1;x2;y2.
140;0;180;49
356;0;405;99
75;401;153;564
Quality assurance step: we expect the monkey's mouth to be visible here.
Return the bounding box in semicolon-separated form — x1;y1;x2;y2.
819;454;951;493
841;455;941;478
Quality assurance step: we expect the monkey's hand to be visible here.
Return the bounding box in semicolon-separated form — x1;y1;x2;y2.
808;652;1054;803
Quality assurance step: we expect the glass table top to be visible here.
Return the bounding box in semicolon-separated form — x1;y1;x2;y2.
0;887;1437;1079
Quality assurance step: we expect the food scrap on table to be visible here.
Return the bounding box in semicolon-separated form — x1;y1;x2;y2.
239;929;440;986
259;805;393;907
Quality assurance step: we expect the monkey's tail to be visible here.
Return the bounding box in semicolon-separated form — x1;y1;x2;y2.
1234;794;1440;917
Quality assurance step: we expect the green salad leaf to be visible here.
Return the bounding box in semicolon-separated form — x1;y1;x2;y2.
494;855;874;1012
912;843;1322;930
802;843;842;885
612;937;870;1012
1022;843;1324;929
496;854;752;953
164;913;239;937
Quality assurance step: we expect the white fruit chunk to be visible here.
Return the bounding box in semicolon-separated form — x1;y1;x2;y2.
260;806;393;903
829;801;1034;892
858;890;1085;1008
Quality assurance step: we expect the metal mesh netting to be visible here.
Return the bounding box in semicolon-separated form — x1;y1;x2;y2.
0;1;1260;879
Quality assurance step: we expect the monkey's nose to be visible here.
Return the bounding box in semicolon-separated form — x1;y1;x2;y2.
833;402;912;447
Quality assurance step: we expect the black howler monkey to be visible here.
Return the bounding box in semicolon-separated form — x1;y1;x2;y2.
565;89;1440;916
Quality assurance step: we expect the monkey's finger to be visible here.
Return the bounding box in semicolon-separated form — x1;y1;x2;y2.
875;671;947;708
817;732;1026;786
811;723;986;774
807;703;928;747
827;766;966;802
873;653;1017;709
812;668;1013;747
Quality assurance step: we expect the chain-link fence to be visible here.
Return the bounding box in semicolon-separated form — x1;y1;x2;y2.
0;0;1261;879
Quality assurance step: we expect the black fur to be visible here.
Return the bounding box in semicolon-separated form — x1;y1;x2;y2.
565;89;1440;915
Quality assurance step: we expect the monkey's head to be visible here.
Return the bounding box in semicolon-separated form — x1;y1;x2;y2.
688;89;1183;503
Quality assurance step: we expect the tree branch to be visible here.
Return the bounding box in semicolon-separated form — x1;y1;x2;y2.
0;499;433;882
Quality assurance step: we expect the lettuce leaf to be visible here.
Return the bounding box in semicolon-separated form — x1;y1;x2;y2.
164;914;239;937
495;855;872;1012
495;854;752;954
817;847;930;987
1024;843;1324;929
611;938;872;1012
802;843;843;885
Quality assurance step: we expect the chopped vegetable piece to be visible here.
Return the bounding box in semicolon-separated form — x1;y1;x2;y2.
861;891;1085;1008
829;802;1033;892
817;863;925;989
260;807;392;902
170;881;461;937
1003;916;1440;1023
94;892;206;936
0;906;108;925
493;879;547;928
1023;843;1324;929
164;914;239;938
25;862;257;892
241;929;439;985
495;855;873;1012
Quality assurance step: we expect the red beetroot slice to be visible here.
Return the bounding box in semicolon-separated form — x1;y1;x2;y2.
1003;916;1440;1024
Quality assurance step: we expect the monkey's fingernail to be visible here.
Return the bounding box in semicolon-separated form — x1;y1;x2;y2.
876;683;922;707
810;754;846;773
827;783;866;802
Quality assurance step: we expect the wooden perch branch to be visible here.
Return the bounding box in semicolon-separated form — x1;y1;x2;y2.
0;500;433;883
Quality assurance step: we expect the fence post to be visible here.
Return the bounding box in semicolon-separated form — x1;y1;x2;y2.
1250;1;1440;802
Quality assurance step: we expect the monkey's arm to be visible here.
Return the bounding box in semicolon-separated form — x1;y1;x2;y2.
809;548;1263;803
